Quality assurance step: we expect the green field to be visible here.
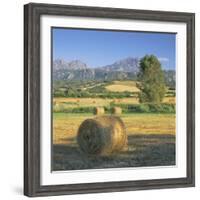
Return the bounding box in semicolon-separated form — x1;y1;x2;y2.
53;80;175;114
53;80;175;99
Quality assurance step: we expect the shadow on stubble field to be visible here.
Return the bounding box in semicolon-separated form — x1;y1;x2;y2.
52;134;175;171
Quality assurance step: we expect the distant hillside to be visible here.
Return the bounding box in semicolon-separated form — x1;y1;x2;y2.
53;57;175;88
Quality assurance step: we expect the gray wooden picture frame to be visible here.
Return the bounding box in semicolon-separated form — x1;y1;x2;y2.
24;3;195;197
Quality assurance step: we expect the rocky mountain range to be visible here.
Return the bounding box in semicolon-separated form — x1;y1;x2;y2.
53;59;88;71
53;57;139;80
53;57;175;87
101;57;139;73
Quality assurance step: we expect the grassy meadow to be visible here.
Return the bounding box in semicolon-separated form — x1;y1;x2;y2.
52;80;176;171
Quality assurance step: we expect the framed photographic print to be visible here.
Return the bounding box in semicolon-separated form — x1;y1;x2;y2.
24;3;195;197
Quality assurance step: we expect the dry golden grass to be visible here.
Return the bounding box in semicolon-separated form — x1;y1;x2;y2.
53;96;175;110
53;113;175;144
105;81;140;92
52;80;176;170
122;114;175;135
53;97;140;107
54;97;109;107
163;97;176;104
53;114;92;144
113;80;137;85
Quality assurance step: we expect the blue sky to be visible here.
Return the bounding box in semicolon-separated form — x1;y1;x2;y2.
52;28;176;70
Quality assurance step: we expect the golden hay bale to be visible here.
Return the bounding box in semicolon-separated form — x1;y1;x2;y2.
111;107;122;115
93;107;105;115
77;116;127;155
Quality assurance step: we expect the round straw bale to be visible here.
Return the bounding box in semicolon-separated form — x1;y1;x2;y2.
77;116;127;155
111;107;122;115
93;107;105;115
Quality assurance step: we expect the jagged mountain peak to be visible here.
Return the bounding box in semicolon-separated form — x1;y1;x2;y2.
67;60;88;70
53;59;88;71
53;59;68;70
101;57;139;73
53;56;140;81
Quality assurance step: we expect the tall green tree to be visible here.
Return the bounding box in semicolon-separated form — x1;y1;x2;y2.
137;55;166;103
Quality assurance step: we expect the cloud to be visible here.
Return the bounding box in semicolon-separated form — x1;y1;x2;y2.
158;57;169;62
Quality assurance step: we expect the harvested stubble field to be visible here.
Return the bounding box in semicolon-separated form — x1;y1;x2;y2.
105;81;140;92
53;113;175;171
53;96;175;109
